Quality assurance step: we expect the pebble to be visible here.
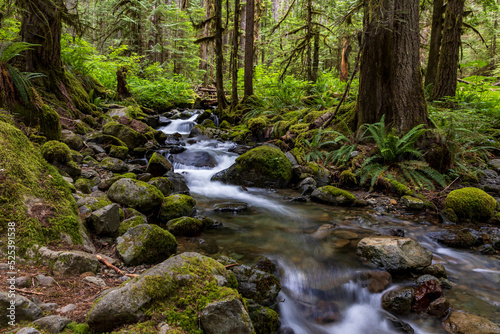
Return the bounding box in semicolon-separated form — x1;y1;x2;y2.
36;274;56;287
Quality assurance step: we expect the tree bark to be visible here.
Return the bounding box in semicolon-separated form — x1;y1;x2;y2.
425;0;444;88
231;0;240;107
117;67;132;99
215;0;228;109
431;0;465;100
340;37;351;82
356;0;429;134
311;32;320;82
244;0;255;96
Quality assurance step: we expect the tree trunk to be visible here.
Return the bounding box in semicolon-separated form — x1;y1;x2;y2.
340;37;351;82
356;0;428;133
305;0;313;81
431;0;465;100
244;0;255;96
311;32;320;82
215;0;228;109
231;0;240;107
117;67;132;99
425;0;444;89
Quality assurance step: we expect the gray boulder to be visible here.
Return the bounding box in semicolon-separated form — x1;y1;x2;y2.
356;236;432;272
87;252;240;333
107;178;164;211
201;296;255;334
148;177;175;196
230;265;281;307
33;315;72;334
38;247;100;275
116;224;177;266
16;328;41;334
88;203;121;236
0;291;42;326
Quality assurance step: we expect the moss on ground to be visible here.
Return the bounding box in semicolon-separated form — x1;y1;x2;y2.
0;120;84;255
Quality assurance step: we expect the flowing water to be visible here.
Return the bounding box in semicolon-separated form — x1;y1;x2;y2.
160;111;500;334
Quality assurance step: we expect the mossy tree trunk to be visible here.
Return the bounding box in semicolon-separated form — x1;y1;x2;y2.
424;0;444;89
356;0;429;134
431;0;465;100
244;0;255;97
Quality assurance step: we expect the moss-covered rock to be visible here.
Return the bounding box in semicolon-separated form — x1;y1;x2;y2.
219;120;231;129
109;145;129;159
99;157;129;173
167;216;204;236
0;121;88;254
146;152;173;177
247;117;268;134
108;178;165;212
87;252;243;333
61;130;83;151
202;119;217;128
311;186;356;206
159;194;197;223
116;224;177;266
97;173;137;191
41;141;72;164
102;121;147;149
445;187;497;221
148;177;175;196
212;145;292;188
86;133;127;149
247;300;280;334
74;178;92;194
118;215;147;235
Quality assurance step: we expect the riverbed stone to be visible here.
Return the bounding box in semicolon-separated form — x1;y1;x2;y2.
311;186;356;206
33;315;72;333
214;202;248;212
170;150;217;168
401;196;425;210
381;287;415;316
356;236;432;272
99;157;129;173
443;310;500;334
247;300;280;334
87;252;242;333
412;279;442;312
102;121;147;149
360;270;391;293
0;291;43;326
445;187;497;221
167;216;204;236
427;229;481;248
200;296;255;334
116;224;177;265
159;194;197;223
146;152;174;176
88;203;120;236
427;297;450;318
421;263;447;278
211;145;292;188
165;171;191;194
230;265;281;307
148;177;175;196
119;215;148;235
108;178;164;211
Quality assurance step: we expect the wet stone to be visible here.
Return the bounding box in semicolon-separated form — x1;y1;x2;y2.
214;202;248;212
412;280;442;313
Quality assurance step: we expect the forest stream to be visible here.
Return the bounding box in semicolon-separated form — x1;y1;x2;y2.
157;110;500;334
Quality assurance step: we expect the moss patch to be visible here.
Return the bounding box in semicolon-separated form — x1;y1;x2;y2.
445;187;497;221
41;140;72;164
159;194;197;223
0;121;84;254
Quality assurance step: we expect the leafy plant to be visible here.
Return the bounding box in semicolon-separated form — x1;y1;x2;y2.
0;41;44;105
302;127;336;163
327;123;369;166
357;116;445;189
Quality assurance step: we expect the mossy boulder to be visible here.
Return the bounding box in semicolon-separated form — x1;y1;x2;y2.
87;252;244;333
444;187;497;221
167;216;204;236
212;145;292;188
159;194;197;223
74;178;92;194
41;141;72;164
102;121;147;149
146;152;173;177
61;130;83;151
118;215;147;235
311;186;356;206
109;145;129;159
148;177;175;196
201;296;255;334
99;157;129;173
86;133;127;149
247;300;280;334
108;178;165;212
0;121;87;254
220;120;231;129
116;224;177;266
97;173;137;191
247;116;268;134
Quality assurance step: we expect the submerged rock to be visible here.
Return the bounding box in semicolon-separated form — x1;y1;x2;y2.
443;310;500;334
356;236;432;272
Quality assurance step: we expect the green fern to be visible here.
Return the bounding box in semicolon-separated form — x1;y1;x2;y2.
327;123;369;166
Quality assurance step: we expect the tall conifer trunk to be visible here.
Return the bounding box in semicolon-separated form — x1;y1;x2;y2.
425;0;444;88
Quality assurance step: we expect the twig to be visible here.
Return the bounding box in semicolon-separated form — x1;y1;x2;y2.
126;274;139;278
224;263;239;269
96;255;124;276
14;288;44;296
439;176;460;194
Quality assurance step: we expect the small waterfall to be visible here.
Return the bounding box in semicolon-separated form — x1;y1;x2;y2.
160;113;199;134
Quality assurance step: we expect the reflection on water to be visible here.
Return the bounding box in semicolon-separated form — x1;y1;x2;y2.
160;115;500;334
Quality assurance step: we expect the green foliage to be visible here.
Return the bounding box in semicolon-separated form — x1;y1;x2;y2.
328;124;369;166
358;116;445;190
302;127;336;163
